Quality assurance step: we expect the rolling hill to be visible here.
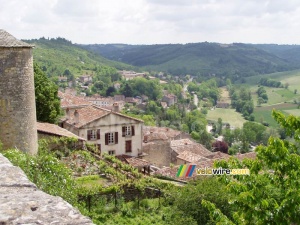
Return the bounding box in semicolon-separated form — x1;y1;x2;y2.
24;38;135;77
80;42;299;78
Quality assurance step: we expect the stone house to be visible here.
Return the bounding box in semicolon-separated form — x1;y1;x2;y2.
114;83;121;90
61;105;143;157
85;96;114;108
142;127;188;167
37;122;86;149
162;94;177;106
79;75;92;84
114;95;126;102
170;139;212;165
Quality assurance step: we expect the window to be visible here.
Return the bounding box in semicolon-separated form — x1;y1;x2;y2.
122;126;135;137
108;133;114;144
125;140;132;153
87;129;100;140
105;132;118;145
108;150;115;155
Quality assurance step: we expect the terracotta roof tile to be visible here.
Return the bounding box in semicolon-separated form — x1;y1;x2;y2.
205;151;231;160
155;152;257;181
171;139;212;157
143;126;181;139
64;105;110;128
116;155;151;167
37;122;85;141
58;91;91;109
176;151;208;163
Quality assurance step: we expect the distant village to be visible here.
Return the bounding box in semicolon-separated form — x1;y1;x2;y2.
37;69;255;181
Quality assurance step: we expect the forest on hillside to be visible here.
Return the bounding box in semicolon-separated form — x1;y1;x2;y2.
80;42;300;79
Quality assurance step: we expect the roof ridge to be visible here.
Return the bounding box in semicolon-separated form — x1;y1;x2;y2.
0;30;33;47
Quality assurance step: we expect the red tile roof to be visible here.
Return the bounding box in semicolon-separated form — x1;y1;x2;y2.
64;105;143;128
116;155;151;167
64;105;110;128
176;150;208;163
58;91;91;109
205;151;231;160
37;122;85;141
143;126;181;140
171;139;212;157
155;151;257;181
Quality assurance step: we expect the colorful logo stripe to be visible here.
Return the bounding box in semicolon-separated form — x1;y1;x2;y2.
176;165;196;177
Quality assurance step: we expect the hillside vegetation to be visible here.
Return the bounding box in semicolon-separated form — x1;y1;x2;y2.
81;43;299;78
24;38;135;77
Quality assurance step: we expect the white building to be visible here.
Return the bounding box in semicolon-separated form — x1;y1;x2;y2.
61;105;143;157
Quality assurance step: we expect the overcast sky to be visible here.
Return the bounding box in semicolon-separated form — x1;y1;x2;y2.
1;0;300;45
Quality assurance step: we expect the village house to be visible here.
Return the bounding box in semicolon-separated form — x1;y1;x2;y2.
37;122;86;149
79;75;93;84
60;105;144;157
85;95;114;108
58;91;92;111
58;75;68;82
162;94;177;106
170;139;212;165
142;127;193;167
114;94;126;102
154;152;257;182
119;70;146;80
114;83;121;90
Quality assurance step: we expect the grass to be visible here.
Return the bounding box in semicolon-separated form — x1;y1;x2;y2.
283;109;300;117
206;108;246;128
76;175;107;188
244;69;300;85
253;103;297;127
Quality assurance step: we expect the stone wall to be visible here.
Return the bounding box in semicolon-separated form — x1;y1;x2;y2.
0;47;37;154
142;141;172;167
0;153;94;225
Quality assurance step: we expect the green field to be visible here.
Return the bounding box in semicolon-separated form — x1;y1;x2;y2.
206;108;246;128
253;103;297;127
244;69;300;85
246;70;300;107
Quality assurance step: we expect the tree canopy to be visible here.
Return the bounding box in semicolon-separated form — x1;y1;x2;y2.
203;110;300;224
34;63;61;123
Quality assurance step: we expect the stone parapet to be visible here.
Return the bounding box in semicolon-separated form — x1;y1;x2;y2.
0;154;94;225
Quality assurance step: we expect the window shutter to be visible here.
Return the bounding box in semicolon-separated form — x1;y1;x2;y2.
87;130;91;140
126;140;132;152
122;126;125;137
105;133;109;145
97;129;100;139
115;132;118;144
131;126;135;136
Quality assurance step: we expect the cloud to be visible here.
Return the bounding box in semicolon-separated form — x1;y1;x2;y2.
1;0;300;44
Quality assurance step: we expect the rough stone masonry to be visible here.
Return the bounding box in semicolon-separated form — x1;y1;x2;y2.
0;153;94;225
0;29;37;154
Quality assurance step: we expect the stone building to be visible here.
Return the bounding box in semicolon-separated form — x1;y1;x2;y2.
61;105;144;157
0;30;38;154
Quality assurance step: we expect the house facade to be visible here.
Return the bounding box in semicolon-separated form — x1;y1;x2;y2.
61;105;143;157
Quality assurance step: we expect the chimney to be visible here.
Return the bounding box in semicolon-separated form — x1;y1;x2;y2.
113;102;119;112
74;110;79;124
66;108;70;120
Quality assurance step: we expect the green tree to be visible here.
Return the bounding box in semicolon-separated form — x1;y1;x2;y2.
203;110;300;224
171;177;234;225
34;63;61;123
